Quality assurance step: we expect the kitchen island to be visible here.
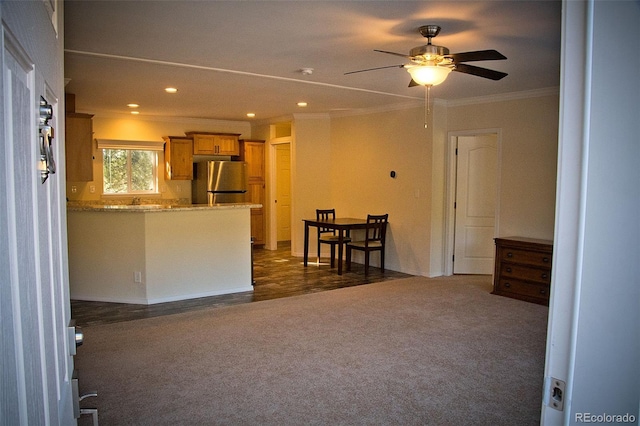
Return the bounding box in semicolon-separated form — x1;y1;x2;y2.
67;203;260;305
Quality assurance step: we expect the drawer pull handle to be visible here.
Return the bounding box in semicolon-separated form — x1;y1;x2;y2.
540;289;546;295
506;267;512;273
541;273;548;279
543;257;550;263
504;282;511;288
507;252;513;258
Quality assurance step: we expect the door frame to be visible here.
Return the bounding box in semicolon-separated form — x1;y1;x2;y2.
266;137;291;250
444;128;502;275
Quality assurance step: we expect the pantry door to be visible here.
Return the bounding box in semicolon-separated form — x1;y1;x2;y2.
275;143;291;242
453;134;498;274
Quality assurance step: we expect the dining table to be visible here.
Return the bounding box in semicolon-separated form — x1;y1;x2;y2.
303;217;369;275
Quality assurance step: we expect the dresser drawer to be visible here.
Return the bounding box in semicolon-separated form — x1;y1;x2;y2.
493;237;553;306
499;263;551;284
495;278;550;303
497;246;552;268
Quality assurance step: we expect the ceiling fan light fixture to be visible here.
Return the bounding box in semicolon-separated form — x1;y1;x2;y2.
407;65;452;86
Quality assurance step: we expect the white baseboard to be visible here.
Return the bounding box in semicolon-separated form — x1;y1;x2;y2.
70;285;254;306
146;286;254;305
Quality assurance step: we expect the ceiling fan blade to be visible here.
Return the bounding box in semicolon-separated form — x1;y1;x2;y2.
344;64;404;75
454;63;507;80
447;50;507;63
374;49;413;59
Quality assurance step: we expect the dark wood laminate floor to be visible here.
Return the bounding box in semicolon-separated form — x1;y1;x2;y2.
71;242;413;327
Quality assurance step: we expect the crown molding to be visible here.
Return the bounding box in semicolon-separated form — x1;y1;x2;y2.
327;87;559;118
252;114;294;127
329;100;424;118
292;113;331;120
445;87;560;107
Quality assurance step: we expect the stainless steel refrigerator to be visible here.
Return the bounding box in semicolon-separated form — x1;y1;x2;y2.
192;161;248;204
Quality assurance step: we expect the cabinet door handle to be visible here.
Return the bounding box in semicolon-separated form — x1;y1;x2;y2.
504;282;511;288
506;267;512;273
507;252;513;258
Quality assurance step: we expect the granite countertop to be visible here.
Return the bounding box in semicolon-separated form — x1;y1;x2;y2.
68;203;261;212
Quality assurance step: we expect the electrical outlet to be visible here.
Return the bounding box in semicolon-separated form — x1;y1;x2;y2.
89;185;96;193
134;271;142;283
71;186;77;193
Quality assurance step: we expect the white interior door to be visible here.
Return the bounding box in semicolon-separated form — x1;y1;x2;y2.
453;135;498;274
1;1;75;423
275;143;291;242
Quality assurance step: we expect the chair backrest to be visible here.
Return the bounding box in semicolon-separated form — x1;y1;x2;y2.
316;209;336;235
365;214;388;244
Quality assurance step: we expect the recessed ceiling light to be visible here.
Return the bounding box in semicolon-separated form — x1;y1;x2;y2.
131;111;140;115
246;113;256;118
165;87;178;93
297;102;308;107
127;103;139;108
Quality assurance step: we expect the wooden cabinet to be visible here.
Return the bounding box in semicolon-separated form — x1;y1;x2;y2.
163;136;193;180
492;237;553;305
235;139;266;245
186;132;240;156
65;112;94;181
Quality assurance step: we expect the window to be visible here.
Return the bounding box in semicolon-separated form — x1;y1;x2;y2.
103;149;158;194
97;139;164;195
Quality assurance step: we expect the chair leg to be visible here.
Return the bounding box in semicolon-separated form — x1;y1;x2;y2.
330;244;335;268
364;251;370;275
346;246;351;271
380;250;385;273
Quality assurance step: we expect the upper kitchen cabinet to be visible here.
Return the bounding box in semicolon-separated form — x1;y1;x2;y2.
163;136;193;180
65;94;94;181
186;132;240;156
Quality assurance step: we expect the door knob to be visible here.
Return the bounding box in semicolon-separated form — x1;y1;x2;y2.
68;319;83;355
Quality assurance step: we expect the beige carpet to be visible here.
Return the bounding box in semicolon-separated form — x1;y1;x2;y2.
75;275;548;425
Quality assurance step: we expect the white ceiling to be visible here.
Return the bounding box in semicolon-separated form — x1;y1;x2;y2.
64;0;562;122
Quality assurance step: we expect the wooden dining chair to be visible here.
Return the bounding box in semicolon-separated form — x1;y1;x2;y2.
346;214;388;275
316;209;351;267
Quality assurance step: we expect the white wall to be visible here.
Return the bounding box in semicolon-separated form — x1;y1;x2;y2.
68;208;253;304
289;115;333;256
447;92;559;240
330;107;433;276
325;92;559;277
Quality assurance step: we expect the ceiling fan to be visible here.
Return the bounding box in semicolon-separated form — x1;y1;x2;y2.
346;25;508;87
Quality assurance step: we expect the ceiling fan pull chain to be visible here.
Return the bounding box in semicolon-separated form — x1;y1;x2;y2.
424;85;431;128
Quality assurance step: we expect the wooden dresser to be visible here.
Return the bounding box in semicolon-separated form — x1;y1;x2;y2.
492;237;553;305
